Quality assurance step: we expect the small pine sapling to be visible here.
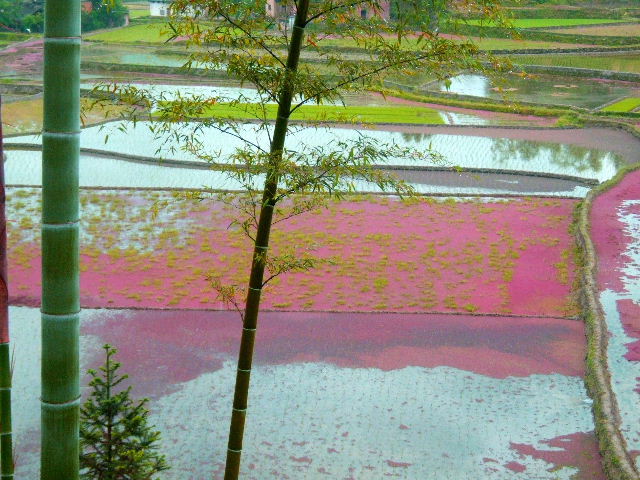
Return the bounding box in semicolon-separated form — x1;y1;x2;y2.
80;344;169;480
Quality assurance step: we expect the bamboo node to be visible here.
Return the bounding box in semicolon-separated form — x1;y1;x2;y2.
227;448;242;453
40;396;81;409
237;368;251;373
248;287;262;292
43;37;81;45
255;245;268;250
232;407;247;413
242;327;256;332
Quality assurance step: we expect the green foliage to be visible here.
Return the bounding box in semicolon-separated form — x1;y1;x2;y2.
555;112;584;127
80;344;169;480
82;0;129;32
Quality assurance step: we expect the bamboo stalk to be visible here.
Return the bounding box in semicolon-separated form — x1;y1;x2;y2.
0;96;14;480
41;0;81;477
223;2;310;479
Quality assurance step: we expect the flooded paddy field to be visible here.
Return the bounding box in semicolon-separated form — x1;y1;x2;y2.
7;187;603;478
10;307;604;479
6;124;634;188
590;169;640;471
510;52;640;74
5;190;579;315
543;23;640;37
428;73;640;109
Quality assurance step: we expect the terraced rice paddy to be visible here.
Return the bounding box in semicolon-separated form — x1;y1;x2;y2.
84;25;592;51
465;18;629;28
6;187;604;479
85;23;174;43
11;307;603;479
601;97;640;112
5;123;629;184
431;73;640;109
510;53;640;74
589;169;640;472
0;98;127;134
5;190;579;315
545;23;640;37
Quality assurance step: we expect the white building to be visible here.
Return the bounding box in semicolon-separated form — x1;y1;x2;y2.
149;0;171;17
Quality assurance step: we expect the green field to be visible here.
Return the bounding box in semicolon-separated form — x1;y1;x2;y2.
321;35;590;51
547;23;640;37
86;23;590;51
466;18;629;28
128;9;149;19
510;53;640;74
172;103;445;125
601;97;640;112
85;23;172;43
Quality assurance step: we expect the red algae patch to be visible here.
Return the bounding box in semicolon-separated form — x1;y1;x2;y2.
7;190;579;317
510;432;605;479
81;309;587;398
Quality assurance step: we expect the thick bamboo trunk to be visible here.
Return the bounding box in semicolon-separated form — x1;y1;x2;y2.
41;0;81;477
223;2;310;479
0;97;14;480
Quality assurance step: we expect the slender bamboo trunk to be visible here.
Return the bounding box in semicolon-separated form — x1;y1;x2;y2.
223;2;310;479
0;96;14;480
41;0;81;477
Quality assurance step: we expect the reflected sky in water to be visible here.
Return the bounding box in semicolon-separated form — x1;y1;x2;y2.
432;73;640;109
6;121;624;183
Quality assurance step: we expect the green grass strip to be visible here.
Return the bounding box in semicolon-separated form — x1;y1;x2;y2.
85;22;587;51
186;103;445;125
601;97;640;112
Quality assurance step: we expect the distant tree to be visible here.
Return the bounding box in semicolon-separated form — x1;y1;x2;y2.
80;344;169;480
81;0;128;32
391;0;449;31
0;0;23;31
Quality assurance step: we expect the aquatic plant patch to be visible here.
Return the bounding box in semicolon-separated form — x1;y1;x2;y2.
601;97;640;113
6;189;578;316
